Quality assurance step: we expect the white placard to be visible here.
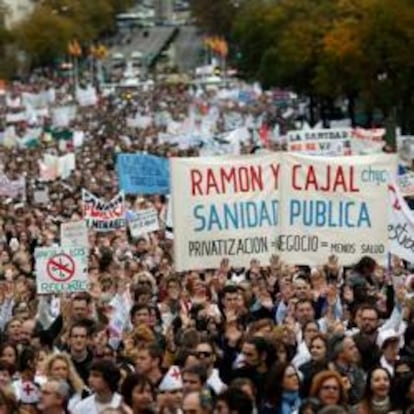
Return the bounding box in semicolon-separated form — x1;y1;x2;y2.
35;246;88;294
61;220;88;247
129;208;160;238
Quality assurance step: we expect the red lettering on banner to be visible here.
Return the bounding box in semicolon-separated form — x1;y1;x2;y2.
206;169;220;195
292;165;302;190
292;165;360;193
305;166;317;190
271;164;280;190
191;166;264;196
191;169;202;196
349;167;359;192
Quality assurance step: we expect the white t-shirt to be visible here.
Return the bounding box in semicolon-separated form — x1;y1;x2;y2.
71;392;122;414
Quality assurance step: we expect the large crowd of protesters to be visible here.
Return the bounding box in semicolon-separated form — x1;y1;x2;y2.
0;75;413;414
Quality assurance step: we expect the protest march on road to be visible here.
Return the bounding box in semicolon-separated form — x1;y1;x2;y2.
0;76;414;414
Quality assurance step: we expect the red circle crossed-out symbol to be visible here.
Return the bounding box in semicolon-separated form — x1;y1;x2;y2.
46;253;75;282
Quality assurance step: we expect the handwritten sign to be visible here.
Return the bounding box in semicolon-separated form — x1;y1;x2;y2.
116;154;170;194
397;172;414;197
388;184;414;263
129;208;160;238
35;246;88;293
82;190;125;231
61;220;88;247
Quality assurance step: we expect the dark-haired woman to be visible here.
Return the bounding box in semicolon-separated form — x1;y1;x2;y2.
121;374;155;414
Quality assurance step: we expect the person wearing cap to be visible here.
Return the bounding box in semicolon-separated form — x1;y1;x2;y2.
74;360;122;414
38;378;70;414
157;365;183;414
377;329;401;376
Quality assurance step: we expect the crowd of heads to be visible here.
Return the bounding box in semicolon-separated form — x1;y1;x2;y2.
0;77;413;414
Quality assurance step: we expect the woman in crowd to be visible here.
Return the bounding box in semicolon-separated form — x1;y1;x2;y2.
121;374;155;414
299;334;329;397
261;362;301;414
0;345;18;377
309;370;348;409
357;367;394;414
43;353;90;411
292;321;320;369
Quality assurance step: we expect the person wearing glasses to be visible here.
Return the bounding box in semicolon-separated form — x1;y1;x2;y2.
195;340;225;396
261;362;301;414
309;370;348;408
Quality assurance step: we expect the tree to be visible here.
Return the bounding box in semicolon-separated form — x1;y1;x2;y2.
233;0;414;132
190;0;240;38
14;5;75;66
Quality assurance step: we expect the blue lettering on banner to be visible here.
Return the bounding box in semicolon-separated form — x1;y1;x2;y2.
289;199;371;228
116;153;170;194
361;167;388;185
193;199;279;231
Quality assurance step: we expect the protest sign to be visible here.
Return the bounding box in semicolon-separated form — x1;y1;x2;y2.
287;128;352;143
280;153;396;265
82;190;126;231
171;153;282;270
5;111;27;124
165;196;174;240
350;128;385;155
76;86;98;107
35;246;88;294
52;106;77;127
116;154;170;194
287;139;352;156
126;115;152;129
0;172;25;198
57;153;75;180
61;220;88;247
398;172;414;197
33;187;49;204
388;184;414;263
171;153;397;270
129;208;160;238
396;135;414;165
287;128;352;156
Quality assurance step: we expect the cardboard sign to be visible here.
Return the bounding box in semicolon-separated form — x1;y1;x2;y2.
129;208;160;238
35;246;88;293
171;153;397;270
116;154;170;194
82;190;125;231
61;220;88;247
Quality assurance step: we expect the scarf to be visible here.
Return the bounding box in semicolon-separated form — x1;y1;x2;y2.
370;396;391;414
280;391;300;414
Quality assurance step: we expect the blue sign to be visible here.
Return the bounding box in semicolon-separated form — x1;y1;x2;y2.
116;154;170;194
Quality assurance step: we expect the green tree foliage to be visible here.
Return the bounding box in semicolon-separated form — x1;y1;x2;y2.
233;0;414;130
12;0;134;66
190;0;240;38
14;6;75;65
